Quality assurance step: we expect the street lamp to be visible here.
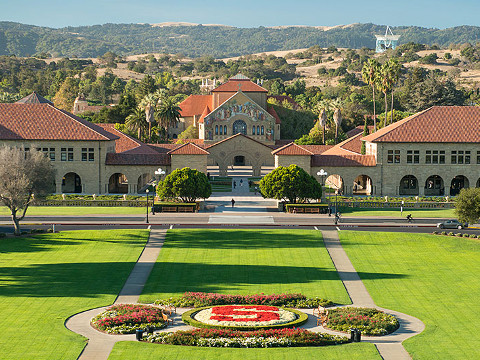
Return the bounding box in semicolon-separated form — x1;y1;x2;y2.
317;169;328;186
334;189;339;225
153;168;166;216
145;189;149;224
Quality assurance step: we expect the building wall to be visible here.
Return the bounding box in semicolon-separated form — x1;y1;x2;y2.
104;165;171;194
170;154;207;173
275;155;312;174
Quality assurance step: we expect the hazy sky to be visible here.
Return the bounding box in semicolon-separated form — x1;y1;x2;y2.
2;0;479;29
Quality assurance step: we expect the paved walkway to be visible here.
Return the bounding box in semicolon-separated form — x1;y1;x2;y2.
321;230;425;360
65;228;425;360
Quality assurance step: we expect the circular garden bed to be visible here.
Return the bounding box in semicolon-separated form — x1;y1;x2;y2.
182;305;308;330
325;307;399;336
91;304;166;334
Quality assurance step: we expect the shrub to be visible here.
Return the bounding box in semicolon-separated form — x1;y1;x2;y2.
326;307;399;336
456;233;463;237
91;304;165;334
441;231;447;235
432;231;439;235
469;234;477;238
145;327;348;347
0;232;6;238
155;292;333;308
448;232;454;236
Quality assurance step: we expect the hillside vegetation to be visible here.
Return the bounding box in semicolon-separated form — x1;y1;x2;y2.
2;22;480;58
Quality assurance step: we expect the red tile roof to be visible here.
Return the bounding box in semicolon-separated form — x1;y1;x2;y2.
212;79;267;93
267;105;281;124
300;145;333;154
167;143;210;155
206;133;274;150
179;95;213;117
148;143;182;153
311;154;376;167
15;92;53;105
362;106;480;143
272;143;314;156
96;123;150;153
175;138;205;145
0;103;118;141
198;105;211;124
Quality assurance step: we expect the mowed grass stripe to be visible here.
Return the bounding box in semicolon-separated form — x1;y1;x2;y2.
339;231;480;359
0;230;149;360
140;229;350;304
109;342;381;360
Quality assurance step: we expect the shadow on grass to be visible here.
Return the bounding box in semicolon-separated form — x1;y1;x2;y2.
164;229;323;249
0;232;146;254
0;261;138;297
143;262;407;296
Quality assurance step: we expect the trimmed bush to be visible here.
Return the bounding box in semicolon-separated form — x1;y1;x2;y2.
456;233;463;237
91;304;165;334
448;232;454;236
441;231;447;235
326;307;399;336
145;328;348;347
182;306;308;331
155;292;333;308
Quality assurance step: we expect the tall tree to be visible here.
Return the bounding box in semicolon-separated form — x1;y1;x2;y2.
387;59;401;125
333;108;342;144
139;93;159;142
318;109;327;145
157;167;211;202
156;96;182;138
361;118;369;155
0;147;55;235
125;107;147;140
378;63;391;128
53;77;79;111
454;188;480;224
361;59;380;132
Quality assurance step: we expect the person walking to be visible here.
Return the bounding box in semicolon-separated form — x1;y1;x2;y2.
231;199;235;208
233;181;236;189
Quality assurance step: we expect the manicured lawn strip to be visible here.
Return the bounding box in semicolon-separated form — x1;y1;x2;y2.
0;230;149;360
0;206;146;216
140;229;350;305
338;207;455;218
108;342;381;360
339;231;480;359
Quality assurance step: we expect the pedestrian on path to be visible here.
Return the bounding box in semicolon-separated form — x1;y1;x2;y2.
240;179;243;186
231;198;235;207
233;181;236;189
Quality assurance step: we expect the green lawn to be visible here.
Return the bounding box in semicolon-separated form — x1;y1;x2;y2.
338;207;455;218
339;231;480;359
0;230;149;360
0;206;146;216
140;229;350;304
109;342;380;360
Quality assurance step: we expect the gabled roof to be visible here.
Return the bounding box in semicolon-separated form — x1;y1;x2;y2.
0;103;118;141
179;95;213;117
272;142;314;156
362;106;480;143
198;105;211;124
212;76;267;93
96;124;158;154
15;92;53;105
206;133;274;150
105;153;171;166
311;154;376;167
167;142;210;155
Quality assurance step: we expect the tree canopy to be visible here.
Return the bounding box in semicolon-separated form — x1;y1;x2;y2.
157;167;211;202
454;188;480;224
0;147;55;235
259;164;322;203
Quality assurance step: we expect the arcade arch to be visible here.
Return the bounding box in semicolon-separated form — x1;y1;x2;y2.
399;175;419;195
62;172;82;193
325;174;344;194
108;173;128;193
353;175;373;195
450;175;469;196
425;175;444;196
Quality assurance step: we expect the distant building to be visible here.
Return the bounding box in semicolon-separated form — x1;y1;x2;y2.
375;26;400;53
72;94;112;115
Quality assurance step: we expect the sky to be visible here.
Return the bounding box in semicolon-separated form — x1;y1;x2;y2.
2;0;479;29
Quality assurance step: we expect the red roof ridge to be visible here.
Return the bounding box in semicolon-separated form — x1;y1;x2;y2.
167;142;210;155
272;142;314;156
198;105;211;124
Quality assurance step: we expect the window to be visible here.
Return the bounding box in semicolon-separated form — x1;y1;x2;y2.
261;126;264;135
49;148;55;161
256;125;260;135
252;125;255;135
215;125;218;135
426;150;444;164
477;151;480;164
407;150;419;164
452;150;470;164
82;148;94;161
388;150;400;163
224;125;227;135
219;125;223;135
61;148;67;161
67;148;73;161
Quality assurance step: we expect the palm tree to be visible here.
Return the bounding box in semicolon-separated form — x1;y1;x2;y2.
156;97;182;138
125;107;147;140
378;63;391;128
333;108;342;144
387;59;401;125
139;93;160;142
318;109;327;145
361;59;380;132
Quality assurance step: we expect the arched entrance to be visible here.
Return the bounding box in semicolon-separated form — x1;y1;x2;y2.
353;175;373;195
234;155;245;166
425;175;444;196
62;172;82;193
137;173;152;193
399;175;419;195
232;120;247;135
108;173;128;193
325;174;344;195
450;175;469;196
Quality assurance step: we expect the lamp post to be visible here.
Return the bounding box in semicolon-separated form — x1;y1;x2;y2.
334;189;339;225
145;189;149;224
153;168;166;216
317;169;327;198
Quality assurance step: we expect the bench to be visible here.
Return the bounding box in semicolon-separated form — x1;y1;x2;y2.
177;206;194;213
162;207;177;212
304;207;320;214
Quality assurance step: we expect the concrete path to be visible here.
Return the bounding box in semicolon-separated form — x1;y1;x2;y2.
321;230;425;360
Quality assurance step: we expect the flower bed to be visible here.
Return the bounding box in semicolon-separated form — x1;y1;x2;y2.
326;307;399;336
155;292;332;308
91;304;166;334
182;305;308;330
145;328;349;347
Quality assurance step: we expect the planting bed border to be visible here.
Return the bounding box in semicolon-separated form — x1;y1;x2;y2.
182;305;308;330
